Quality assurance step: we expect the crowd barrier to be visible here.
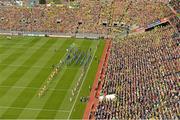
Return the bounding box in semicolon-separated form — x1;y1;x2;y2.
0;30;108;39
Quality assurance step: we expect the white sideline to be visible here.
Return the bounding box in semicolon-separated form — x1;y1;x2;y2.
0;106;70;113
67;40;99;119
0;85;69;92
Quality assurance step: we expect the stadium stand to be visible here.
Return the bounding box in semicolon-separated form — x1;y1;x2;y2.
93;26;179;119
0;0;175;37
0;0;179;119
169;15;180;32
169;0;180;13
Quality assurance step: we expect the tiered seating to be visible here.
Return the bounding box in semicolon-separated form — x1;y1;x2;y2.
0;0;175;35
169;0;180;13
77;0;101;34
169;15;180;32
94;26;179;119
121;0;173;27
111;0;127;25
0;0;13;6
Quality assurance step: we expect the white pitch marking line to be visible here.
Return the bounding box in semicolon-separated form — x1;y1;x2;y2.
0;63;81;70
67;40;99;119
0;106;70;113
0;43;28;45
0;85;69;92
0;64;51;69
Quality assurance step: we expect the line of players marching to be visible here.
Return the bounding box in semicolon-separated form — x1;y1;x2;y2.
37;44;92;98
38;65;60;97
70;68;85;102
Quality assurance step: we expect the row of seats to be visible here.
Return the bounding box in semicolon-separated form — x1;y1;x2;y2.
169;0;180;13
94;26;179;119
0;0;173;35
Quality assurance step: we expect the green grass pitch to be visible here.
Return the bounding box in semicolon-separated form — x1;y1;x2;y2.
0;35;105;119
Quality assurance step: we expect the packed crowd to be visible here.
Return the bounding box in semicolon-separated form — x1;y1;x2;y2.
0;0;174;35
169;0;180;13
94;26;180;119
0;0;12;6
120;0;173;27
168;10;180;32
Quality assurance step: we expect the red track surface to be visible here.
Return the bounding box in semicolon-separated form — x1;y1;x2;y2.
83;39;112;120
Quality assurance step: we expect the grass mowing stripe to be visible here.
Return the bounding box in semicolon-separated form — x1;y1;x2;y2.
0;39;73;119
0;45;65;51
36;68;79;119
0;106;70;113
0;85;70;92
0;39;30;58
18;66;67;119
0;36;36;44
0;63;51;69
0;37;103;119
0;36;31;54
67;40;99;119
0;39;54;97
70;40;105;119
0;37;41;73
36;39;92;119
55;41;98;114
0;39;58;118
0;36;39;54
